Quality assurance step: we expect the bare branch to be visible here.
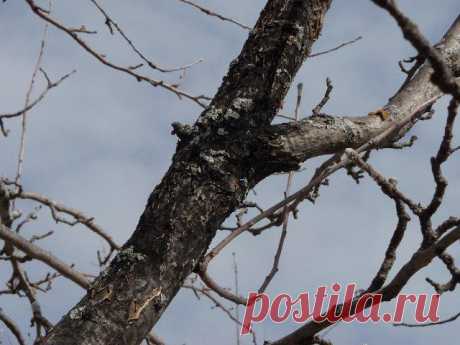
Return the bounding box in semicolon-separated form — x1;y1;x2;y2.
0;308;26;345
420;98;459;244
89;0;203;73
312;78;333;115
0;70;74;136
308;36;362;58
270;226;460;345
344;148;421;214
197;269;247;305
204;96;439;267
394;311;460;328
16;191;119;251
0;224;90;289
258;83;303;293
371;1;460;99
24;0;210;108
366;200;410;291
177;0;251;30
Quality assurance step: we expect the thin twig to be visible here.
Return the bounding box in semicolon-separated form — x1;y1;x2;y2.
312;78;333;115
15;16;49;184
258;83;303;293
203;97;438;267
16;190;119;251
308;36;362;58
394;311;460;327
371;1;460;99
344;148;421;214
25;0;210;108
0;224;90;289
232;253;241;345
177;0;251;30
90;0;204;73
0;71;75;137
183;282;257;345
366;200;410;291
420;99;459;244
197;269;247;305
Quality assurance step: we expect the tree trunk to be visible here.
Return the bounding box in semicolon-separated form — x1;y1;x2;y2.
40;1;460;343
41;1;332;344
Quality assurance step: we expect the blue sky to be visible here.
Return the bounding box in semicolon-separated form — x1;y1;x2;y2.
1;1;460;344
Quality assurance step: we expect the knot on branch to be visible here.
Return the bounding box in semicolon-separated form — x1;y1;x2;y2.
171;122;196;142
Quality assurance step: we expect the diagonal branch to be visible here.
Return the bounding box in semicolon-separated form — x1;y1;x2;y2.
0;70;74;137
0;308;26;345
34;3;460;345
38;2;333;344
371;2;460;99
177;0;251;30
270;226;460;345
90;0;204;73
0;224;90;289
24;0;210;108
16;190;119;251
366;199;410;292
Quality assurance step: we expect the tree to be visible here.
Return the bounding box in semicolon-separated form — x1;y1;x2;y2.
1;0;459;344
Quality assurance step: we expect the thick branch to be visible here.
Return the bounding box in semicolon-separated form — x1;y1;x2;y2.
39;2;332;345
34;5;460;345
257;16;460;168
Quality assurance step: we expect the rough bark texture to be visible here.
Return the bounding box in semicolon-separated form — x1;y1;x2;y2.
38;3;460;344
257;15;460;166
41;1;332;345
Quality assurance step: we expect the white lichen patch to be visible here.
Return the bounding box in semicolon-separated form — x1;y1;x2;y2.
223;109;240;120
69;306;86;320
209;149;230;158
200;152;215;164
275;68;289;77
200;149;230;170
232;98;254;112
203;106;223;121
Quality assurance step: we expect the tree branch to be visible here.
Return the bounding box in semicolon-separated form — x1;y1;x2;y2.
38;2;333;345
0;224;90;289
0;307;26;345
269;226;460;345
33;4;460;345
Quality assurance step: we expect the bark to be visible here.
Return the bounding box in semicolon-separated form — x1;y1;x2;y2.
18;2;460;344
256;15;460;166
40;1;332;345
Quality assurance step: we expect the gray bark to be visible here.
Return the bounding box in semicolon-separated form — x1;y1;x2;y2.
257;15;460;165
